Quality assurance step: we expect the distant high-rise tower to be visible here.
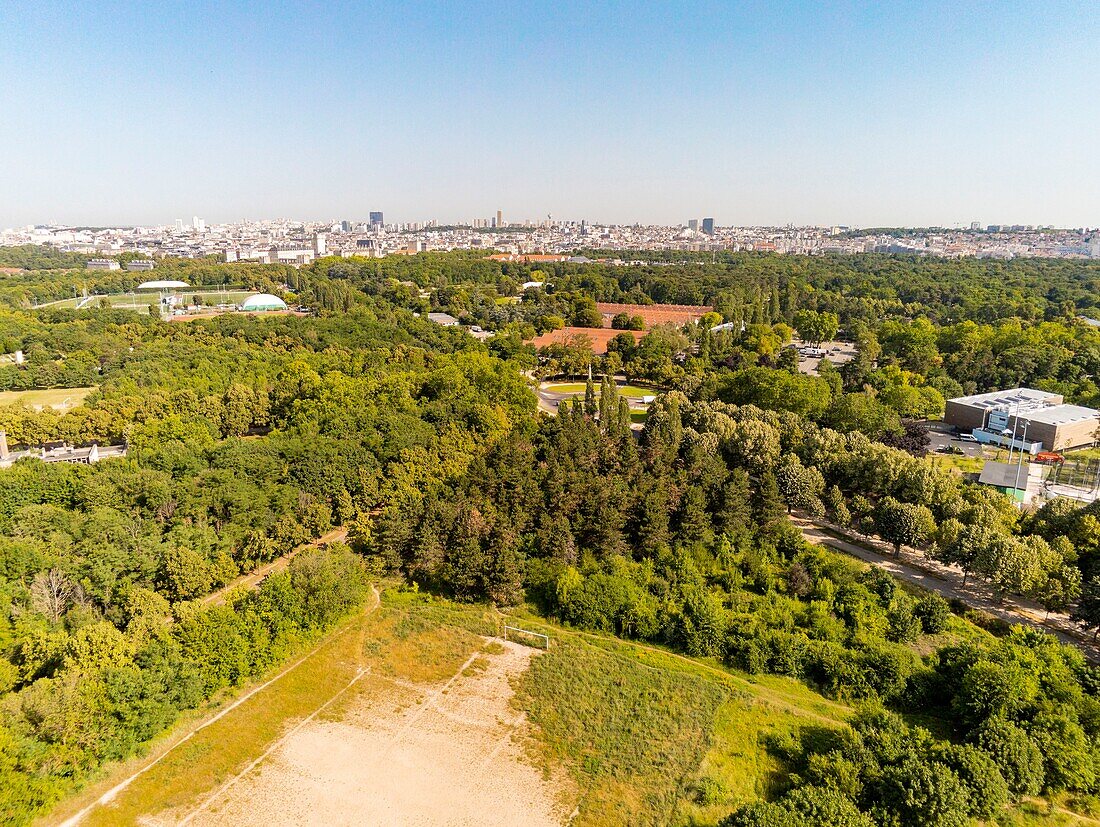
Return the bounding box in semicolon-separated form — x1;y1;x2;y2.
174;218;184;232
688;219;699;232
341;220;352;232
313;232;327;256
369;212;383;227
702;217;715;235
193;216;205;232
496;209;503;228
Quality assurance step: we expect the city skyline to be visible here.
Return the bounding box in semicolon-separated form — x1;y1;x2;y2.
1;2;1098;228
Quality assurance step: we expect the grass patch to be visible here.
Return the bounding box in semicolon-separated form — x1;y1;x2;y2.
463;656;491;676
930;452;986;475
508;610;849;826
0;386;95;410
517;638;727;826
543;382;657;399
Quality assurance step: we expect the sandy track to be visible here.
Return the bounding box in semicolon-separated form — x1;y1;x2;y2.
181;640;569;827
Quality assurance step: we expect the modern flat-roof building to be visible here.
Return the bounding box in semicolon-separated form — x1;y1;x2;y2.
944;387;1099;452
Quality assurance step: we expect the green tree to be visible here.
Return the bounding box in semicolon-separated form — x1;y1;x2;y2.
973;717;1044;797
913;593;950;634
873;497;935;556
877;757;969;827
933;743;1009;821
793;309;839;346
774;454;825;516
1072;576;1100;638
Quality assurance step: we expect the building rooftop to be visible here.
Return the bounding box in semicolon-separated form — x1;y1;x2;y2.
1024;404;1099;426
977;461;1044;502
949;387;1061;413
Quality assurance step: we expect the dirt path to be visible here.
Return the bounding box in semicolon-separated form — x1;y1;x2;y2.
202;526;348;607
793;515;1100;661
54;586;380;827
182;639;569;827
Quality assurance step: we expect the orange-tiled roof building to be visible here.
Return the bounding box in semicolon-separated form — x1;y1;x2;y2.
595;302;712;327
531;327;646;354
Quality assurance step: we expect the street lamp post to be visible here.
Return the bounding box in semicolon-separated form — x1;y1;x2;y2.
1012;419;1030;498
1004;402;1021;464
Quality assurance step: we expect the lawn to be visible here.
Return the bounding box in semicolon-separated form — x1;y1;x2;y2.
542;382;658;399
929;451;986;475
0;386;95;410
504;607;850;826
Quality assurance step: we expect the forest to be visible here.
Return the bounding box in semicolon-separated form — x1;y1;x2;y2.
1;246;1100;824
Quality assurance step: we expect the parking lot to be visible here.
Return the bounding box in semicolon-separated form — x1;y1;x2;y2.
796;339;857;375
927;429;984;457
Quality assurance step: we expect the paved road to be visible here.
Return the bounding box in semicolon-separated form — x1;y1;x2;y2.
792;515;1100;661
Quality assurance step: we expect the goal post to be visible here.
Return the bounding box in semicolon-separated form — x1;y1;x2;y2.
502;624;550;650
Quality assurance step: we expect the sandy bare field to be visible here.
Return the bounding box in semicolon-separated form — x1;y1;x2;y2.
176;640;569;827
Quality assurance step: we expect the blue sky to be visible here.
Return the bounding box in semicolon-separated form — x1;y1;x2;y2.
0;1;1097;227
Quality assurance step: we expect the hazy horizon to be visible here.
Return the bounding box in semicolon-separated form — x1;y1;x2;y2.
2;1;1097;229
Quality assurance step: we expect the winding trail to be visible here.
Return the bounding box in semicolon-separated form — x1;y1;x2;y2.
792;514;1100;661
201;526;348;607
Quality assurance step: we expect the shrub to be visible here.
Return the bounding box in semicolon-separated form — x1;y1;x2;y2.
914;594;951;634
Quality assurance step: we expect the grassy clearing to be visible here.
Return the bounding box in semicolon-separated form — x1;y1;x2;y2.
506;609;849;826
0;386;95;410
48;586;1093;827
930;452;986;475
517;639;727;825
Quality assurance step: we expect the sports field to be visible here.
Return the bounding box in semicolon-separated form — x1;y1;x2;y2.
44;290;258;311
0;386;95;410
